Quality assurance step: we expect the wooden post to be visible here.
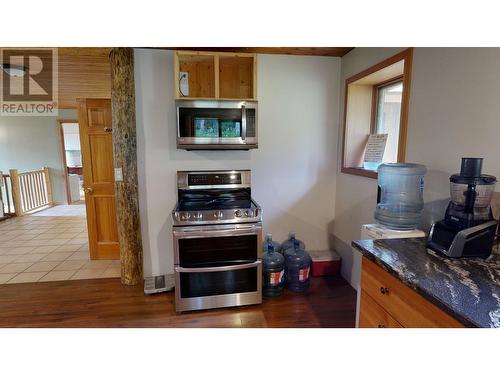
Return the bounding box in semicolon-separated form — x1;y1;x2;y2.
43;167;54;206
9;169;23;216
110;47;143;286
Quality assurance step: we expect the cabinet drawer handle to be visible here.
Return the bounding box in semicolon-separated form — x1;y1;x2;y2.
380;287;389;295
378;324;385;328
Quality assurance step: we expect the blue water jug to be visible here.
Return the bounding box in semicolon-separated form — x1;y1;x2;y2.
284;239;312;292
375;163;427;230
281;232;305;254
262;242;285;297
262;233;282;254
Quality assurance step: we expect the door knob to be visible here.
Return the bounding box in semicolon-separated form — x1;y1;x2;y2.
84;187;94;194
104;127;113;133
380;287;389;295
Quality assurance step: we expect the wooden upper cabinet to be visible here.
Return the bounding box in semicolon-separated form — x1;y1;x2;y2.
174;51;257;100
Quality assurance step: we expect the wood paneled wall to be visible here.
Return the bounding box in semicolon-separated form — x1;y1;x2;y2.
58;48;111;109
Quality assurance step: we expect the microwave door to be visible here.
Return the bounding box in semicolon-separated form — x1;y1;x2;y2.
176;100;257;150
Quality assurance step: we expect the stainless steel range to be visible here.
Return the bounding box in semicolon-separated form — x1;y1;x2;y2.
172;170;263;312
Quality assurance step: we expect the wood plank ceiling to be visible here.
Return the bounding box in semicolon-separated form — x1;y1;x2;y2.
58;48;111;109
168;47;354;57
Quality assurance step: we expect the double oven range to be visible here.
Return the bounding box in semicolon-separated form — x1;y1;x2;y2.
172;170;263;312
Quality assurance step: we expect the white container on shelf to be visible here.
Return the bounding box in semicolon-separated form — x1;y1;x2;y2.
361;223;425;240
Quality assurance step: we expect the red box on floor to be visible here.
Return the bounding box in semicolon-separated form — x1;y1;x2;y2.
309;250;341;277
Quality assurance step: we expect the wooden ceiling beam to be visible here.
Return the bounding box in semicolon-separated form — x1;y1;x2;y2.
160;47;354;57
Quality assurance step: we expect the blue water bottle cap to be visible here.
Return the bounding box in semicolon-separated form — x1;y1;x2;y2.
268;242;275;253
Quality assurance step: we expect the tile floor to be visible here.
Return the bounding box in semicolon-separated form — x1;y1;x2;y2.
0;204;120;284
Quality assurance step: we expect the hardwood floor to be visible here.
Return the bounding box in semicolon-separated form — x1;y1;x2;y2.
0;275;356;328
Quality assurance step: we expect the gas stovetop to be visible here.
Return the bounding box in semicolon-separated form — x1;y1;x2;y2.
172;170;262;226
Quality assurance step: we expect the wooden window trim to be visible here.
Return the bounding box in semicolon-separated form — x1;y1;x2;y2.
341;48;413;179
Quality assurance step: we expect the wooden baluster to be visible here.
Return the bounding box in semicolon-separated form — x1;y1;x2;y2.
9;169;23;216
43;167;53;206
40;172;47;206
21;174;28;212
35;172;42;208
36;172;43;206
33;173;39;209
5;175;12;214
25;174;32;211
32;172;39;208
27;173;35;211
41;172;47;205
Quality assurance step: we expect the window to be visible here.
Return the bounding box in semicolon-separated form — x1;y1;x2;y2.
342;49;412;178
373;80;403;163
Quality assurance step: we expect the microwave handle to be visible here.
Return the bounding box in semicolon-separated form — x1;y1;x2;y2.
241;104;247;140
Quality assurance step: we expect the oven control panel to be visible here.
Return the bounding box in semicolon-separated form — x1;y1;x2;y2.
173;207;262;226
177;170;251;190
188;173;241;186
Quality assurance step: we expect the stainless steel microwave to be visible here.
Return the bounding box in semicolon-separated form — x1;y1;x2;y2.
176;100;258;150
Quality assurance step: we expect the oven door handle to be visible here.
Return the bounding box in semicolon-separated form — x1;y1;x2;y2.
175;260;261;273
173;225;261;238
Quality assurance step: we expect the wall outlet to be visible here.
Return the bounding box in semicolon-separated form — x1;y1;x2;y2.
179;71;189;96
114;167;123;182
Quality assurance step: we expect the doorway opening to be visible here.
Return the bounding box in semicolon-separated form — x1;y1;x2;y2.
0;112;120;285
59;120;85;205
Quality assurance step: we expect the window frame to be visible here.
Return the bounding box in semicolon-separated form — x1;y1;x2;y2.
341;48;413;179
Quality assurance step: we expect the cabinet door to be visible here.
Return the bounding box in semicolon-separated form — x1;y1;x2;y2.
359;290;403;328
361;258;463;328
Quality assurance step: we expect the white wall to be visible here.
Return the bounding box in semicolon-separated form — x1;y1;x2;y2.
62;123;81;150
333;47;500;288
135;49;341;277
0;109;77;204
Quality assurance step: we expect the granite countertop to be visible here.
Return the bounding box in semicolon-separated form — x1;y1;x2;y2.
352;238;500;328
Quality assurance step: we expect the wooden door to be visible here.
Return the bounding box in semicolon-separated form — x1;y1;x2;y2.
78;98;119;259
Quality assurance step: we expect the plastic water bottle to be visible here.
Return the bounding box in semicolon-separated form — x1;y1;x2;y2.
281;232;305;254
375;163;427;230
284;239;312;292
262;233;281;254
262;242;285;297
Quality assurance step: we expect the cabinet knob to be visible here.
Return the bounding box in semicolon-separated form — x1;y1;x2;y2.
378;324;385;328
380;287;389;295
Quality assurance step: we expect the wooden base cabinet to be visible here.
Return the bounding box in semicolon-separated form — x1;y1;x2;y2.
359;257;464;328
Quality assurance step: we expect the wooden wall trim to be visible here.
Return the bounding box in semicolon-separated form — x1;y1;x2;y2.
110;47;143;286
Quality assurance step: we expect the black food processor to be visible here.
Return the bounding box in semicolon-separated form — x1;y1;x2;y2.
428;158;497;258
